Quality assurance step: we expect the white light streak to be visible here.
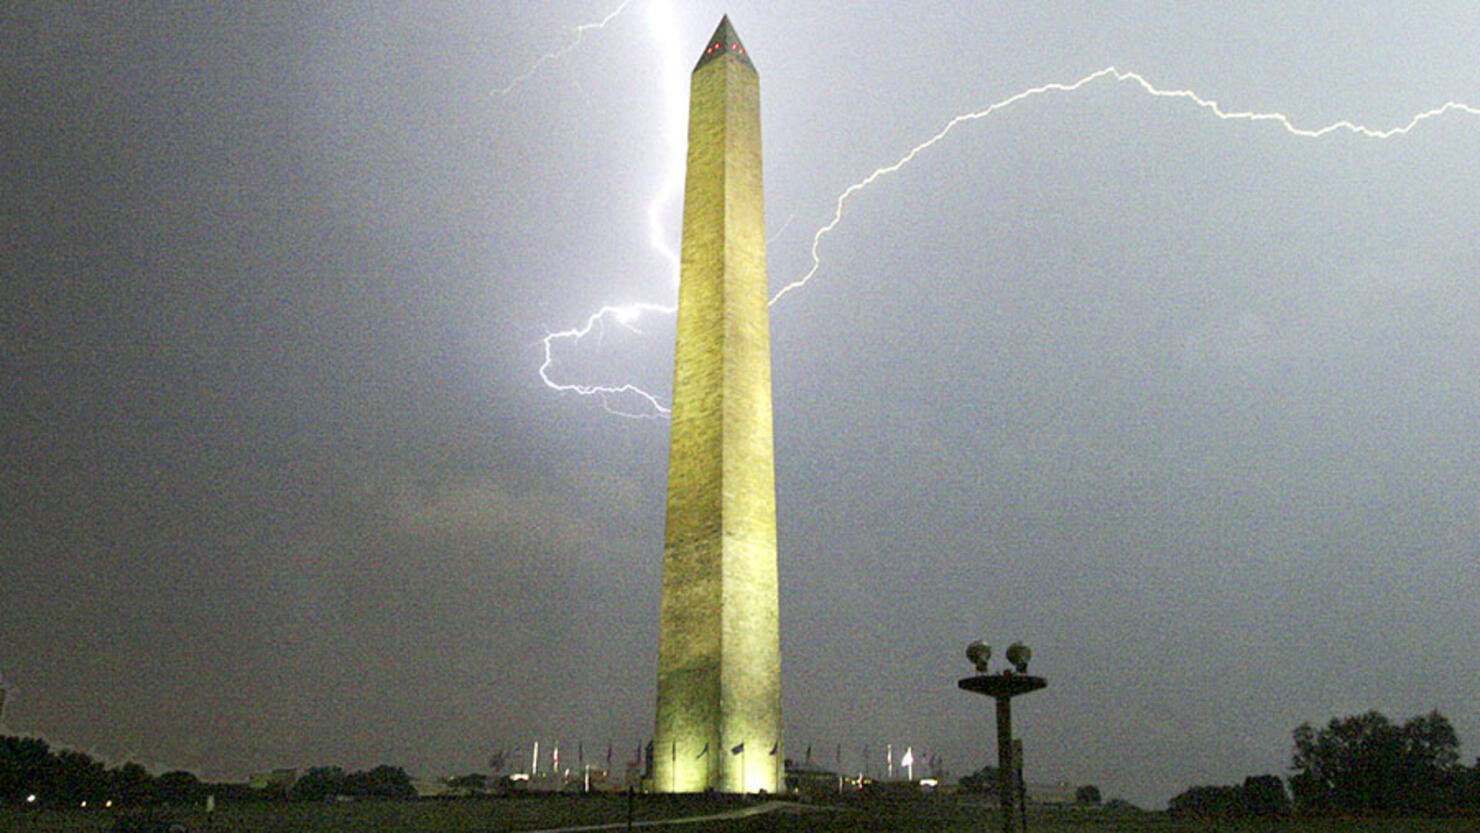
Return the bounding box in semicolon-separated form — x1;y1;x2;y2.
539;302;675;418
544;61;1480;417
646;0;686;281
770;66;1480;305
536;0;683;419
496;0;635;96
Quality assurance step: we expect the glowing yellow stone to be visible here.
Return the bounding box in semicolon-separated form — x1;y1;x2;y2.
653;15;781;794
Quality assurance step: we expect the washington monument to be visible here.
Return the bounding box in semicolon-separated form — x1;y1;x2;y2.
654;16;781;794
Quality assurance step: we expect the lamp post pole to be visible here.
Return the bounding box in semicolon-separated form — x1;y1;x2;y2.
959;655;1046;833
996;694;1013;826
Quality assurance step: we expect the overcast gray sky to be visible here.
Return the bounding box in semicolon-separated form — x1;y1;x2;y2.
4;1;1478;808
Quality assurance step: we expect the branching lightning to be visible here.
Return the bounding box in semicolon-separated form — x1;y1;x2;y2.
496;0;635;96
534;0;683;419
538;301;675;418
538;50;1480;418
771;66;1480;305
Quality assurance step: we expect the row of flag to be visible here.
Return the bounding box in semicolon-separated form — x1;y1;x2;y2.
492;740;944;779
690;740;778;758
491;742;639;777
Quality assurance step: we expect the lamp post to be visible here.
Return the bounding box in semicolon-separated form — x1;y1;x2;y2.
959;641;1046;833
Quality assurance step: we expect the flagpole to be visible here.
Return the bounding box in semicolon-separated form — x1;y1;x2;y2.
836;743;842;794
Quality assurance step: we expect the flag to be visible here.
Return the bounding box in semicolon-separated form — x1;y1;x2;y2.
606;744;613;768
578;742;584;767
805;744;812;764
697;743;708;759
731;742;745;755
901;747;914;767
835;744;841;766
769;742;778;756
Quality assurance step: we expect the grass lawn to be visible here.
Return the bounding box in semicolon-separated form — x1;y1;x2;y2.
3;795;1474;833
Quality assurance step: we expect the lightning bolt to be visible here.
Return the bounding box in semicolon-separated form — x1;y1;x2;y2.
538;301;675;418
542;63;1480;418
538;216;797;419
536;0;682;419
645;0;686;280
496;0;635;97
771;66;1480;305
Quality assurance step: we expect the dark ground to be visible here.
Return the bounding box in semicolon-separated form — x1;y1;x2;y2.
3;794;1475;833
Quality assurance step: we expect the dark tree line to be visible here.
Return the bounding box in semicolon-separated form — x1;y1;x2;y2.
1171;710;1480;818
1290;710;1476;814
3;735;421;808
1;735;217;808
1168;774;1289;817
958;764;1103;806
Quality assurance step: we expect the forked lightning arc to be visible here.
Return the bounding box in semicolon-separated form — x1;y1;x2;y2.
495;0;635;96
507;3;1480;418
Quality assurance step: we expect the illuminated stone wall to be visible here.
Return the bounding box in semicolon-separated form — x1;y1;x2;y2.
654;18;782;794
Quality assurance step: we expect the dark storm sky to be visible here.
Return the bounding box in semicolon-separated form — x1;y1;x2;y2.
3;2;1478;807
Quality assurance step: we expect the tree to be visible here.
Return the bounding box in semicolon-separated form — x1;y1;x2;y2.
1168;784;1241;817
53;750;108;806
108;762;156;807
1169;775;1288;818
1;736;54;804
290;766;347;801
958;764;999;795
1074;784;1101;805
1239;774;1289;815
355;765;415;800
337;765;413;800
155;771;203;805
1291;710;1462;814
